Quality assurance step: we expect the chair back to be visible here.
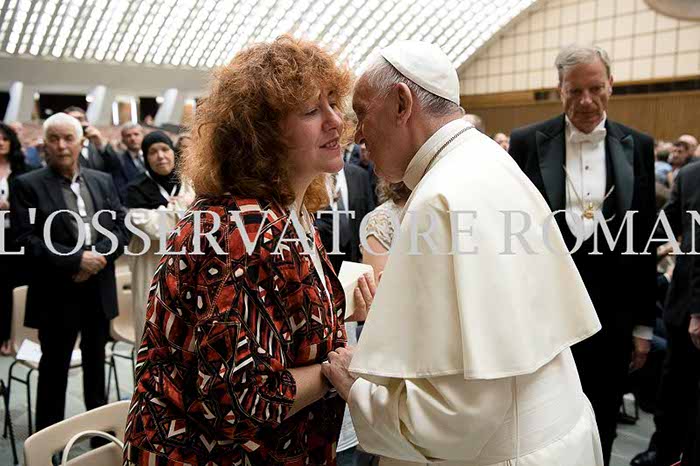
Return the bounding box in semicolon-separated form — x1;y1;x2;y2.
10;286;37;354
23;400;130;466
110;271;135;345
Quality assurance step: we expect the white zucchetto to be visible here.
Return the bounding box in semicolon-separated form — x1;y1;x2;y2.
379;40;461;105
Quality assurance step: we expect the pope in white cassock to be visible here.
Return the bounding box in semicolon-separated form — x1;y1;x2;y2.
321;41;605;466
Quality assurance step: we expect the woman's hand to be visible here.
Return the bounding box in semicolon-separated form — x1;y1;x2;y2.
350;272;376;322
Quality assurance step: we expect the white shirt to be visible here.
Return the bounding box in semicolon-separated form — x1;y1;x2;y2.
564;115;607;241
563;116;653;340
0;168;9;228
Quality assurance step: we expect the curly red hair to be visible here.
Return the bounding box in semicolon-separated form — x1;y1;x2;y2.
181;35;353;212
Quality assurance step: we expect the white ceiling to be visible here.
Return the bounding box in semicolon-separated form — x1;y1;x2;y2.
0;0;537;72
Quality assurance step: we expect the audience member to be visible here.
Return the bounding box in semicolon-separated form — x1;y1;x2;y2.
124;131;194;345
353;142;378;205
0;123;34;355
174;132;191;156
107;123;147;202
509;44;656;466
462;113;484;132
493;132;509;151
631;161;700;466
361;179;410;279
316;161;376;273
64;106;114;172
678;134;698;159
668;140;694;185
655;148;672;186
10;112;129;431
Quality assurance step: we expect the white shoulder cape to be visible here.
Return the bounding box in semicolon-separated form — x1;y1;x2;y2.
350;121;601;380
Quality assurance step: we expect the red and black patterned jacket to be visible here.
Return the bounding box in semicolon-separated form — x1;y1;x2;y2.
124;195;347;466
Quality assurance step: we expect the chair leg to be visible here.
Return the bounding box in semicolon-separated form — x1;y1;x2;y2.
3;360;17;439
26;368;33;435
2;381;18;465
112;356;121;400
105;360;113;400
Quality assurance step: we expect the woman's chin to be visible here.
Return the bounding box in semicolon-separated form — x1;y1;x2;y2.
326;156;344;172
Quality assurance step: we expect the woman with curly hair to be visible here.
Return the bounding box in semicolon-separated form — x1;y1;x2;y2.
0;123;33;355
123;35;375;466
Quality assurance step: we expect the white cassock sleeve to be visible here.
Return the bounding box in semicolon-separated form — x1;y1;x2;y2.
347;374;513;463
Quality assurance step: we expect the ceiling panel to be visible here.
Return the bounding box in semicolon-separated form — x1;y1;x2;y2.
0;0;537;71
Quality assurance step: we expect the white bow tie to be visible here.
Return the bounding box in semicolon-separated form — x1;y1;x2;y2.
570;127;607;145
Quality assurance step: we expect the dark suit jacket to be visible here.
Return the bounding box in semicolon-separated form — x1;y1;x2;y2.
10;166;130;328
104;145;145;202
662;162;700;326
316;164;376;272
509;114;657;334
78;141;117;173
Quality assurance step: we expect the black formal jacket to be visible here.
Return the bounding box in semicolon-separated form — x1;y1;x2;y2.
316;163;376;272
662;162;700;326
104;145;145;203
10;166;129;328
509;114;657;334
78;141;118;173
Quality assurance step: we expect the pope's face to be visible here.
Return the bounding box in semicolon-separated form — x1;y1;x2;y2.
353;77;408;183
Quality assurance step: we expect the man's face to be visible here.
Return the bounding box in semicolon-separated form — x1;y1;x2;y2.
353;78;408;182
45;123;81;172
67;110;88;125
494;133;509;151
122;127;143;152
670;143;691;167
558;58;613;134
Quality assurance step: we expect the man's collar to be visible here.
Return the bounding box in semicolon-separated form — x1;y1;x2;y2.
49;163;80;183
565;112;607;136
403;118;470;191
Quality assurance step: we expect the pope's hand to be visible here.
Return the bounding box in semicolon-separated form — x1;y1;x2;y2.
321;347;357;401
351;272;376;322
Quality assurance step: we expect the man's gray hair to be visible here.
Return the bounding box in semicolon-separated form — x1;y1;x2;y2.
555;44;612;83
121;122;142;135
363;55;462;117
43;112;83;139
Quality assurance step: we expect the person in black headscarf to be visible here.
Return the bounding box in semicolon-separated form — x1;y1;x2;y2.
125;131;194;344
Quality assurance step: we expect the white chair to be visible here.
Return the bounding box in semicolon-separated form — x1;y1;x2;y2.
107;271;135;397
114;256;130;277
4;286;118;435
23;400;129;466
4;286;82;436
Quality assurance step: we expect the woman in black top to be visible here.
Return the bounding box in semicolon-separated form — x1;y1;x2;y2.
0;123;34;354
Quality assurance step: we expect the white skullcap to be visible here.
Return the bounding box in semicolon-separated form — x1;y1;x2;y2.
379;40;460;105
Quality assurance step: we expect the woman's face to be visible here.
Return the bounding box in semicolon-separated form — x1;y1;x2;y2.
147;142;175;176
0;131;10;157
282;88;345;182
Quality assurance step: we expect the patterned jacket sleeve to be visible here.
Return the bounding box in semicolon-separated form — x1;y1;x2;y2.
187;225;298;444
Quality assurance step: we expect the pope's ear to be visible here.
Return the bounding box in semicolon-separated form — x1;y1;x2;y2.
395;82;413;125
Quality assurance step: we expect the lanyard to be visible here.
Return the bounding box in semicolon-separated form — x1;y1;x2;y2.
145;171;178;202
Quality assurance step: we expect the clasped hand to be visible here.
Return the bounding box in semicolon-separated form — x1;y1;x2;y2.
73;250;107;283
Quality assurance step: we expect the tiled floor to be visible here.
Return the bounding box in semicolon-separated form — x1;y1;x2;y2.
0;347;653;465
